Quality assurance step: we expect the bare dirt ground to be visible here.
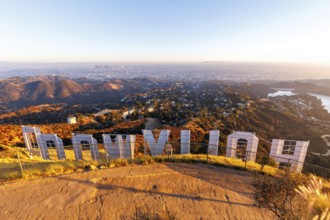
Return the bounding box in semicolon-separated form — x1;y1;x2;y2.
0;163;275;220
145;117;162;130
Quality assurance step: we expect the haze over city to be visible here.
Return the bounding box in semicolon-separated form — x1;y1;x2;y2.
1;0;330;64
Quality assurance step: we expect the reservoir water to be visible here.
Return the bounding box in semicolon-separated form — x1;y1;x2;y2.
268;90;330;113
268;90;297;97
309;93;330;113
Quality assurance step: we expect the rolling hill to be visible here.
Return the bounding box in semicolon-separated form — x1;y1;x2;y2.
0;76;161;109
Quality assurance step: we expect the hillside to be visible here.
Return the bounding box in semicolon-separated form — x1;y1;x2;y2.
269;81;330;96
1;76;330;168
0;76;168;109
0;163;274;219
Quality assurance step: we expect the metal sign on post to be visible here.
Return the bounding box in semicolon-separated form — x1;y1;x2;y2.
165;144;173;157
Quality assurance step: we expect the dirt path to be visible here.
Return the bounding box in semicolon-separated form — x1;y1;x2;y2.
144;117;161;130
321;135;330;156
0;163;275;220
321;135;330;146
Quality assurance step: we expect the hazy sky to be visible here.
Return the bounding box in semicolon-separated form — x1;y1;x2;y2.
1;0;330;63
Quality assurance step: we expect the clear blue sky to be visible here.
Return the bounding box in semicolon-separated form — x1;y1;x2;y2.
0;0;330;63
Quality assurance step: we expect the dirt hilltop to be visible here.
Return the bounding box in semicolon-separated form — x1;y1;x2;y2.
0;163;275;219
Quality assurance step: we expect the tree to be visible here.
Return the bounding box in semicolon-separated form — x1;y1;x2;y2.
136;101;143;107
111;111;123;123
153;99;159;111
200;107;208;119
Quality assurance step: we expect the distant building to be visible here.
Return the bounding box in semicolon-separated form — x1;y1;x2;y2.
122;109;135;118
67;116;77;124
94;109;113;116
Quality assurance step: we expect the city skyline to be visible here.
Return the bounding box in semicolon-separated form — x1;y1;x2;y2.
1;0;330;64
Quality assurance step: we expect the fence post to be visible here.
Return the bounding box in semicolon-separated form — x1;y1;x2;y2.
143;138;146;156
206;144;209;164
17;153;24;179
244;151;248;169
131;148;134;165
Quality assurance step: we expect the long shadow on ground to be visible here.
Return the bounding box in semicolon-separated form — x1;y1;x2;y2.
164;163;255;198
52;168;255;208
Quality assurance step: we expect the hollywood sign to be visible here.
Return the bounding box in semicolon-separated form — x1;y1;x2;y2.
22;126;309;173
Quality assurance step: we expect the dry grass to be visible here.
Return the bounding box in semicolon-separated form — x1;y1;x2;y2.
0;146;328;187
0;160;84;181
295;176;330;219
0;147;86;181
0;146;131;181
153;154;278;175
0;150;278;182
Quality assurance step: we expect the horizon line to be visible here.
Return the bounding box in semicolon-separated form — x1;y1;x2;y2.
1;60;330;66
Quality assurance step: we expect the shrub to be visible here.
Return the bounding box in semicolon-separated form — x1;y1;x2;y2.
154;157;165;163
91;161;110;169
46;164;66;174
128;205;177;220
140;156;154;165
190;144;207;154
113;158;128;167
259;156;277;171
23;168;44;179
253;170;308;219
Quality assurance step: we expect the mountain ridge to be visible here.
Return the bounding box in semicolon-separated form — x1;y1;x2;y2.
0;76;156;108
